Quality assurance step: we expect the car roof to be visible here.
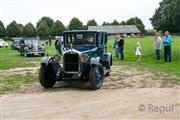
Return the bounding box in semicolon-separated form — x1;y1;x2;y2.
63;30;107;34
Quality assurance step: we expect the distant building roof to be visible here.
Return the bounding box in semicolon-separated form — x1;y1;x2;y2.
88;25;141;34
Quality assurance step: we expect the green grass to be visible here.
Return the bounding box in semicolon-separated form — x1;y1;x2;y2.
0;41;57;70
108;36;180;78
0;36;179;94
0;73;38;94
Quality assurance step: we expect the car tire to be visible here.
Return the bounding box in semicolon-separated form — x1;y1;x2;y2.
89;63;104;90
106;71;110;76
41;53;45;57
24;54;29;57
39;64;56;88
105;55;112;76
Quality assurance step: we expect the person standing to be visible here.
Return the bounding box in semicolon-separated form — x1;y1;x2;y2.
113;36;119;59
135;42;142;62
48;35;52;46
163;31;172;62
55;36;62;55
118;36;124;60
154;33;162;60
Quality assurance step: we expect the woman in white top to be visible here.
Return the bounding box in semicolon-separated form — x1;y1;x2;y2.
135;42;142;61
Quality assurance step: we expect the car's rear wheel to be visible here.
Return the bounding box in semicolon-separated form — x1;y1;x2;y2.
89;63;104;90
39;64;56;88
24;54;29;57
41;53;45;57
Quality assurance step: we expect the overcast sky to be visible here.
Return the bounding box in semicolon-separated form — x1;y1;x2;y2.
0;0;162;29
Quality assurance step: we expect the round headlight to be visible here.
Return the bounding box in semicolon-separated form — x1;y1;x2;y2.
81;54;89;63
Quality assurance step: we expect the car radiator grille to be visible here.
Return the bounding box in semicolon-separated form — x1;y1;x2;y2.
64;53;79;72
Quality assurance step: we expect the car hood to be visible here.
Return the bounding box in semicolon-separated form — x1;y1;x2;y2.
64;46;97;54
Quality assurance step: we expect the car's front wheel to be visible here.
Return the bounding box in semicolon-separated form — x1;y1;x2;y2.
39;64;56;88
89;63;104;90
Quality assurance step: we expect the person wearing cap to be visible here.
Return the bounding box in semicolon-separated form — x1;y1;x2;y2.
163;31;172;62
55;36;62;55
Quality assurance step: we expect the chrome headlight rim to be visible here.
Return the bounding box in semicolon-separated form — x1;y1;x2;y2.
80;54;89;63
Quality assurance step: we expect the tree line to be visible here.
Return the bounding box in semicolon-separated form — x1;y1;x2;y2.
0;17;146;38
150;0;180;33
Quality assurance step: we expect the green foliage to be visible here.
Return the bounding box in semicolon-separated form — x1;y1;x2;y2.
68;17;83;30
111;20;119;25
22;22;36;37
0;20;6;37
87;19;98;26
102;21;111;26
6;21;23;37
36;20;50;37
150;0;180;33
126;17;145;34
36;16;54;36
51;20;65;36
119;21;126;25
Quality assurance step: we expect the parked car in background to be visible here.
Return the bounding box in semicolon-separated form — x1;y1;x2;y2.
11;37;22;50
0;39;8;48
19;38;45;57
39;30;112;89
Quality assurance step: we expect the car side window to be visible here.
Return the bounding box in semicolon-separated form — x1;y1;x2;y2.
97;33;103;45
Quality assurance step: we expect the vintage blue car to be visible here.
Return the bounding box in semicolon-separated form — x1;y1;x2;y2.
19;38;45;57
11;37;22;50
39;30;112;89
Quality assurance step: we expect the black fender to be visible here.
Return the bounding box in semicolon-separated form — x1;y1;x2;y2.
40;56;54;67
40;56;63;81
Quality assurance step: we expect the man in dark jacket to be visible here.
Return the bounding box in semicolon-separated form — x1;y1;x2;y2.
118;36;124;60
55;36;62;55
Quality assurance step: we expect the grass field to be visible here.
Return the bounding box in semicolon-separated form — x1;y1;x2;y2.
0;36;180;93
1;36;179;72
108;36;180;77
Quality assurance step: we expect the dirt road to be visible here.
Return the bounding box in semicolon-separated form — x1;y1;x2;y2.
1;66;180;120
1;88;179;120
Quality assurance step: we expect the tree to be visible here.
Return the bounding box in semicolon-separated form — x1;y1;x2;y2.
120;21;126;25
126;17;145;34
36;20;49;37
22;22;36;37
150;0;180;33
51;20;65;36
102;22;111;26
6;21;22;37
68;17;83;30
36;16;54;35
0;21;5;37
87;19;98;26
111;20;119;25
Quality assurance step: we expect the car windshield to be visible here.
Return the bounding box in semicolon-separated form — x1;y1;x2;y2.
24;39;39;45
64;32;96;46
